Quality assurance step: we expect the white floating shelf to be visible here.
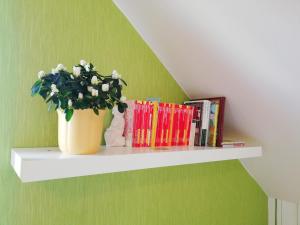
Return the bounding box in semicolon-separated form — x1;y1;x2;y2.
11;146;262;183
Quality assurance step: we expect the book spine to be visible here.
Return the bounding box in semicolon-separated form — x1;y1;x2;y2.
132;101;139;147
182;105;189;146
163;103;171;146
185;106;194;146
136;102;143;147
171;105;179;146
212;103;219;147
150;102;158;148
189;122;196;146
178;105;185;146
208;102;219;147
168;103;175;146
216;97;225;147
160;103;167;146
146;103;153;147
193;103;201;146
140;102;145;147
200;100;211;146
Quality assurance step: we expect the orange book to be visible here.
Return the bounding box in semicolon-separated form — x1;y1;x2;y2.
168;103;175;146
150;102;158;148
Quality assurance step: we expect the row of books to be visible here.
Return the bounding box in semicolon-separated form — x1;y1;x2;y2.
123;97;226;148
184;97;225;147
124;101;194;147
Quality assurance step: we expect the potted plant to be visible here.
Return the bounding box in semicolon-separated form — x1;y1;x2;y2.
31;60;127;154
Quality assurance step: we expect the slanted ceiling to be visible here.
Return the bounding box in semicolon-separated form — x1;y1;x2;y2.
113;0;300;202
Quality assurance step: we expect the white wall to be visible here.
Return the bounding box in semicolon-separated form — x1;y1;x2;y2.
113;0;300;202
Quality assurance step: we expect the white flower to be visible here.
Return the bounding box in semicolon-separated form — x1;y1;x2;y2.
51;84;59;93
102;83;109;92
91;89;98;97
120;96;126;102
50;91;55;96
112;70;119;79
68;99;72;107
37;70;45;79
56;64;66;71
85;63;91;72
80;59;87;66
73;66;81;77
78;93;83;100
91;76;99;85
87;86;93;92
70;75;74;80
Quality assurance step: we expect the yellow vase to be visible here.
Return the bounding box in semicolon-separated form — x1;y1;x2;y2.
57;109;106;154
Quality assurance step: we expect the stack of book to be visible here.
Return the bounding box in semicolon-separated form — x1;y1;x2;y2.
124;101;194;147
184;97;226;147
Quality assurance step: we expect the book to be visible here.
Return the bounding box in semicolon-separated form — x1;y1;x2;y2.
186;97;225;147
208;102;219;147
189;122;196;146
145;102;153;147
184;101;203;146
155;103;164;147
168;103;175;146
150;101;159;147
127;100;195;148
183;105;193;146
200;100;211;146
185;100;211;146
173;104;179;146
162;103;172;146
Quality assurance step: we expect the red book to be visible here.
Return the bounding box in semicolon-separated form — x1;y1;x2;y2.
143;101;152;147
135;101;143;147
184;101;203;146
132;101;139;147
171;104;180;146
178;105;187;146
177;105;185;146
162;103;171;146
146;102;153;147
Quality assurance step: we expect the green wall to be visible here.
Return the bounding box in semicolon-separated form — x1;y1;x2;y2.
0;0;267;224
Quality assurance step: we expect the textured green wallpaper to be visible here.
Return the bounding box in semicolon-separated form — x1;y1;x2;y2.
0;0;267;224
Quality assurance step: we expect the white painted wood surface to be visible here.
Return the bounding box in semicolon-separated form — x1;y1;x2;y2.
268;198;300;225
11;146;262;182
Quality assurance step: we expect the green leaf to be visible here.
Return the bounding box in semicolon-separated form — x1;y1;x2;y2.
31;80;42;96
119;78;127;86
93;108;99;115
65;108;74;122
